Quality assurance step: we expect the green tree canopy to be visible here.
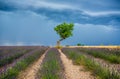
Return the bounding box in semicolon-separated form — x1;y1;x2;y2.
54;22;74;41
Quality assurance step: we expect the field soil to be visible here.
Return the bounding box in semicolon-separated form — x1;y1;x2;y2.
58;49;95;79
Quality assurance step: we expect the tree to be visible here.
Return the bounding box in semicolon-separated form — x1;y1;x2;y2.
77;43;81;46
54;22;74;47
77;43;85;46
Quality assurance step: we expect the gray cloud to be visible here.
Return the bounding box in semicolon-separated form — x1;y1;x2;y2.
0;0;120;26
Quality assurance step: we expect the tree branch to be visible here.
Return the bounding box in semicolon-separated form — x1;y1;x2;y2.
59;38;64;41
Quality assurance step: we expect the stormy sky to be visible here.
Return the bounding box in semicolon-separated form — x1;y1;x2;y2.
0;0;120;46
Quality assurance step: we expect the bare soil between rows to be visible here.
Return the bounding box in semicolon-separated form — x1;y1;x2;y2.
17;49;49;79
58;49;95;79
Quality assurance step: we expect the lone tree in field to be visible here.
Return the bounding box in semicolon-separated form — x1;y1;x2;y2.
54;22;74;47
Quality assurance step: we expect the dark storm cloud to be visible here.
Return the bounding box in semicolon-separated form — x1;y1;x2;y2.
0;1;16;11
0;0;120;25
34;8;120;26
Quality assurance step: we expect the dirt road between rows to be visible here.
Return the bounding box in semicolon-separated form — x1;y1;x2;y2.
17;49;49;79
58;49;95;79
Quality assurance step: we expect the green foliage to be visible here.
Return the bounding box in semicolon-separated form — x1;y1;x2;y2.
77;43;84;46
54;22;74;41
77;43;81;46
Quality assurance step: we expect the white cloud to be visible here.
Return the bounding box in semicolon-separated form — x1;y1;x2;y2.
30;43;43;46
16;42;25;46
82;11;120;16
7;0;77;10
33;1;76;10
1;42;25;46
2;43;14;46
0;42;43;46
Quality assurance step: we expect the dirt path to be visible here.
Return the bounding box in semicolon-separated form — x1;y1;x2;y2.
17;48;49;79
58;49;95;79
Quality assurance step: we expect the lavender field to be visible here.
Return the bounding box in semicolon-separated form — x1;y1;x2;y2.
0;46;120;79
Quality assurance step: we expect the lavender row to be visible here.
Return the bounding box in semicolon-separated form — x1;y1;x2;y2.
62;48;120;75
0;46;48;75
0;46;38;59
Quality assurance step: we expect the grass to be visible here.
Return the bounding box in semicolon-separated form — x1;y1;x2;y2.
0;49;46;79
62;49;120;79
38;48;64;79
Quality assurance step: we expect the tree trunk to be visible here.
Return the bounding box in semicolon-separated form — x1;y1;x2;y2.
56;38;64;49
57;40;60;47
